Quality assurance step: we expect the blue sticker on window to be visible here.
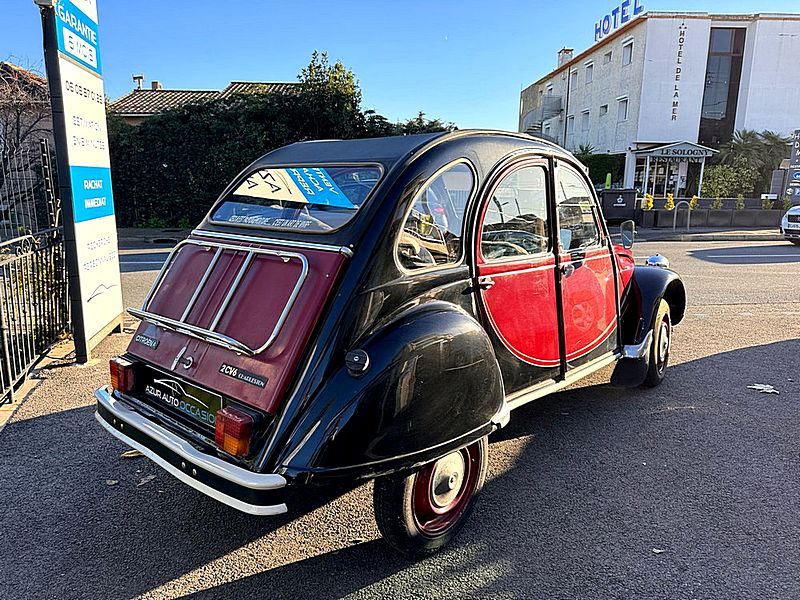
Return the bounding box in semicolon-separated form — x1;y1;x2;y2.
284;168;354;209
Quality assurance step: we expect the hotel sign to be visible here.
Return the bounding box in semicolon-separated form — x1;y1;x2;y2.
36;0;123;362
595;0;644;42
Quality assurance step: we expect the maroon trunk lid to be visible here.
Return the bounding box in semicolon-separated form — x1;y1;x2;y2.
128;233;347;414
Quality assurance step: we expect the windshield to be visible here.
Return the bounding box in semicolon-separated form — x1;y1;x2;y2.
210;165;382;232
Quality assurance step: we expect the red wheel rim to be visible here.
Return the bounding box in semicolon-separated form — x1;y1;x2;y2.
411;441;482;537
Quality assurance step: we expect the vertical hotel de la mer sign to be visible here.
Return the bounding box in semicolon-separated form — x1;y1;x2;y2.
36;0;123;362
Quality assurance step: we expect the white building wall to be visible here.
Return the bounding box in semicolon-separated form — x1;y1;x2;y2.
735;16;800;135
637;16;711;143
564;21;648;155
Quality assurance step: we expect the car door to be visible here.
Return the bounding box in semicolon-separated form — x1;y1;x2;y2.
475;160;561;394
554;163;618;370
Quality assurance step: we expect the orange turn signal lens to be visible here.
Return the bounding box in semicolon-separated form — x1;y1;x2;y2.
214;406;254;457
109;357;137;393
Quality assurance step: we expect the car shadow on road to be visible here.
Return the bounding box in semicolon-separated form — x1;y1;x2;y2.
0;404;356;599
688;244;799;265
2;341;798;599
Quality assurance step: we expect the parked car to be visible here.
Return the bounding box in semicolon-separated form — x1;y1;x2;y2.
780;205;800;245
95;131;686;556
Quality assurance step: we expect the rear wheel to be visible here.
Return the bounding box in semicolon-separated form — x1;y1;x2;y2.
373;436;488;557
641;299;671;388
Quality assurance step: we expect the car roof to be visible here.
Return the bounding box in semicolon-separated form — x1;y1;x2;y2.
251;130;572;172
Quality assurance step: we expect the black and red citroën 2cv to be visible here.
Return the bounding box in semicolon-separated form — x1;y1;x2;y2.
96;131;685;556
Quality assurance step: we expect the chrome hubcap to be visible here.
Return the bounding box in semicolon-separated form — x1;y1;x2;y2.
430;451;465;509
657;320;670;369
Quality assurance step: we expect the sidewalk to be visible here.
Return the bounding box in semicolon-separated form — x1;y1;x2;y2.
635;227;783;242
117;228;190;246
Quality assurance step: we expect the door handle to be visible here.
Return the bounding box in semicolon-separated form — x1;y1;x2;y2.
477;275;495;290
560;263;575;278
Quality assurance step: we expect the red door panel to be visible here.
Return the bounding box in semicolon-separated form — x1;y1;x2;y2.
478;256;559;368
559;247;617;365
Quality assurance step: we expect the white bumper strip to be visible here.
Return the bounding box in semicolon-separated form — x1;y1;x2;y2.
94;386;288;516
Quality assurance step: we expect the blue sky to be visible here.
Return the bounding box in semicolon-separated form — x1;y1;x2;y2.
4;0;798;130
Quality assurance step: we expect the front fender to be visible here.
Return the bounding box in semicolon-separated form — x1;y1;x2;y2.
274;301;504;481
621;265;686;346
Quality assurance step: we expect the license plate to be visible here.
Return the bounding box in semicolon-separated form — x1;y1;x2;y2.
143;371;221;429
786;222;800;229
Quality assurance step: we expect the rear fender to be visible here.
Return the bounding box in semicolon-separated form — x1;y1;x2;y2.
274;301;504;481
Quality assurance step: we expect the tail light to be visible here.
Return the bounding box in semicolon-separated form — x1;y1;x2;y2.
215;406;254;457
110;357;138;393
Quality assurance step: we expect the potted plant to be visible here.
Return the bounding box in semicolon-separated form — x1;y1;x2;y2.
636;193;655;228
708;196;732;227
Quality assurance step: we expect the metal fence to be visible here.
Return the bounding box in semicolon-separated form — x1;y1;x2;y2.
0;139;68;404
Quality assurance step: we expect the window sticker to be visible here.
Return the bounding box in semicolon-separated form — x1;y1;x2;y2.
233;167;355;209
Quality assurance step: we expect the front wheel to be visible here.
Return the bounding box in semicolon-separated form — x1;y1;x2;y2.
373;436;488;557
641;299;671;388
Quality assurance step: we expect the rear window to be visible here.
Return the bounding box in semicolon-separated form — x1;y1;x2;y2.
210;165;381;232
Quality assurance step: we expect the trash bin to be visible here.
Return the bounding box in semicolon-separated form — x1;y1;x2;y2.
601;189;637;222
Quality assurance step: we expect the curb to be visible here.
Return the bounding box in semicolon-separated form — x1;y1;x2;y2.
639;234;784;242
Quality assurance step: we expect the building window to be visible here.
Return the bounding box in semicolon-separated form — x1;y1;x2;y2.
585;63;593;84
603;51;613;64
581;110;590;132
543;123;551;137
622;41;633;66
570;70;578;89
546;83;553;95
599;104;609;116
617;98;628;121
699;27;747;147
566;115;575;136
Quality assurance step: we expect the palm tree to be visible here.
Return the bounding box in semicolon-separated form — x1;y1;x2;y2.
717;129;763;172
574;143;596;162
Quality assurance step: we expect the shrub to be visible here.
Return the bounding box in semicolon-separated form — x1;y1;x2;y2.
784;196;793;211
642;193;654;210
736;193;745;210
689;195;699;210
664;193;675;210
711;196;724;209
761;198;774;210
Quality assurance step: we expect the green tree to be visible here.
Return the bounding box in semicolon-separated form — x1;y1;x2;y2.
108;52;457;227
701;158;757;199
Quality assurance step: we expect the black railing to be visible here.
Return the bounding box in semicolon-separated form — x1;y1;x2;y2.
0;139;68;404
0;230;68;403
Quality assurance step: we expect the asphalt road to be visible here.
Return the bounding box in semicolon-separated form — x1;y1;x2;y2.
1;241;798;599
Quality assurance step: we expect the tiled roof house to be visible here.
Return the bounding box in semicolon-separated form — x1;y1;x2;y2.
109;80;299;125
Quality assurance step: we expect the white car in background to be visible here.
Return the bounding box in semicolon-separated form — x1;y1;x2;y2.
781;206;800;246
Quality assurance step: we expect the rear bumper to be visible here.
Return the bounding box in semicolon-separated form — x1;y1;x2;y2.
94;386;288;515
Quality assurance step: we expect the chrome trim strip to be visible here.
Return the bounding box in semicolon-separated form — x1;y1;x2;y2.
192;228;354;257
133;238;309;356
180;246;222;322
209;251;255;331
95;387;287;515
127;308;253;354
506;351;620;411
621;330;653;359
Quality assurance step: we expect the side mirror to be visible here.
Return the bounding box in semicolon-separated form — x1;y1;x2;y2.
619;220;636;249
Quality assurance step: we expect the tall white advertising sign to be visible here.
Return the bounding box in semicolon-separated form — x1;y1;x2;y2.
37;0;123;361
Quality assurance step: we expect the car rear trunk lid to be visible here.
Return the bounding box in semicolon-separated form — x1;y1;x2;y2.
127;233;347;414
